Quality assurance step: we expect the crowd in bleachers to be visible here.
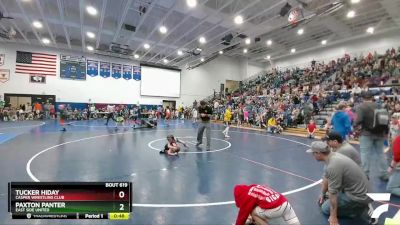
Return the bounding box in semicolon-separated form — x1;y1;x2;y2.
0;100;194;123
209;47;400;134
206;47;400;224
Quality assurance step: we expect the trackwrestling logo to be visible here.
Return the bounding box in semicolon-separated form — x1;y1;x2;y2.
367;193;400;225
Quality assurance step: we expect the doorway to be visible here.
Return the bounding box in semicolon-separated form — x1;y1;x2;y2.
162;100;176;109
4;93;56;108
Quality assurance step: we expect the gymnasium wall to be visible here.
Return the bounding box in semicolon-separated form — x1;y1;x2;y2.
271;29;400;69
179;55;243;105
0;43;242;106
240;59;267;80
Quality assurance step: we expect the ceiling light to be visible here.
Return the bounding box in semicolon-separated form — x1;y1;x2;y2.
144;43;150;49
199;36;206;44
86;6;98;16
366;27;374;34
347;10;355;18
266;55;271;60
86;31;95;39
186;0;197;8
87;45;94;51
234;15;244;25
42;38;50;44
32;21;43;29
200;57;204;62
245;38;251;45
163;59;169;64
196;48;202;52
243;48;248;53
351;0;360;4
177;50;183;56
291;48;296;53
267;40;272;46
159;25;167;34
321;40;327;45
134;54;139;59
219;50;223;54
297;28;304;35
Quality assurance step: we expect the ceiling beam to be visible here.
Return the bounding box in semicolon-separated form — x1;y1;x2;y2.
381;0;400;28
96;0;108;49
36;0;58;48
124;0;161;46
148;0;234;62
320;16;352;39
14;0;43;45
57;0;71;48
130;0;180;57
174;0;285;67
79;0;86;51
136;0;215;61
153;0;256;63
111;0;134;43
7;12;182;51
9;1;43;46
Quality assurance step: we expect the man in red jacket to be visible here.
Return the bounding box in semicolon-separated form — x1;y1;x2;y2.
234;184;300;225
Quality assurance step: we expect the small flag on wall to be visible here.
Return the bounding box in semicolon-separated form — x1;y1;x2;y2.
100;62;110;78
123;65;132;80
30;74;46;84
0;69;10;83
87;60;99;77
112;63;122;79
16;51;57;76
133;66;141;81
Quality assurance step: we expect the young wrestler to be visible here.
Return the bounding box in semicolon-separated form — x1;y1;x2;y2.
159;135;188;156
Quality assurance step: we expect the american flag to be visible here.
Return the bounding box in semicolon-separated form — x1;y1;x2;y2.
16;51;57;76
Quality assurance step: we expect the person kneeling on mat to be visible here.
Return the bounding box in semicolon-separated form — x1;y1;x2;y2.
159;135;187;156
234;184;301;225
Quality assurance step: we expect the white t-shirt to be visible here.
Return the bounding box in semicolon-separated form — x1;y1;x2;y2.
107;105;115;113
192;109;198;118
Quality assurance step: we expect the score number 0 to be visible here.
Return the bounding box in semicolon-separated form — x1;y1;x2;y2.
119;191;125;211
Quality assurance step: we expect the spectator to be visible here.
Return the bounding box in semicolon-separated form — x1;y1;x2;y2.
330;102;352;139
307;119;317;139
267;116;278;134
324;132;362;166
307;141;373;225
303;101;313;125
355;92;389;181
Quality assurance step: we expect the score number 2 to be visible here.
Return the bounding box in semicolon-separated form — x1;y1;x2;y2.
119;191;125;211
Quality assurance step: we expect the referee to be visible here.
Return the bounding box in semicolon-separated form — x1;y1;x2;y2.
196;100;213;149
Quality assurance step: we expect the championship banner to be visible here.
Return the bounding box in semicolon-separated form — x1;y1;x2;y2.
87;60;99;77
0;54;5;66
29;74;46;84
133;66;141;81
60;55;86;80
112;63;122;79
0;69;10;83
123;65;132;80
100;62;110;78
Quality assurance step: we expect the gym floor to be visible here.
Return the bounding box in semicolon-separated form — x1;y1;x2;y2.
0;120;398;225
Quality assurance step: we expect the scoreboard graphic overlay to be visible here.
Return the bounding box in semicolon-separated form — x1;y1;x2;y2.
9;182;132;220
